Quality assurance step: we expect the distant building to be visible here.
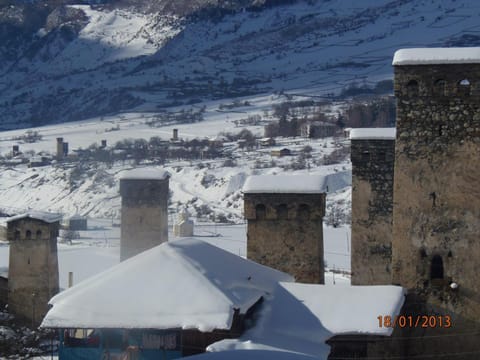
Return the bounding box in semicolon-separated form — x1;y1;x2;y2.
270;148;291;157
66;215;87;231
259;137;275;147
120;168;170;261
300;121;336;138
243;174;326;283
173;209;194;237
7;212;61;326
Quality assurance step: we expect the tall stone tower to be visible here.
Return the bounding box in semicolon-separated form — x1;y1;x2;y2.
392;48;480;353
7;212;60;326
243;174;326;284
120;168;170;261
350;128;395;285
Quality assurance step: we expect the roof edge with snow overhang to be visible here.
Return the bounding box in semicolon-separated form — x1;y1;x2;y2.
393;47;480;65
120;167;170;180
243;174;327;194
7;211;63;224
349;128;396;140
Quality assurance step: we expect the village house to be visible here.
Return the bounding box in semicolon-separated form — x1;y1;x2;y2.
41;238;293;359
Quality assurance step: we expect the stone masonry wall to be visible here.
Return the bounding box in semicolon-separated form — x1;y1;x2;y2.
245;193;325;283
393;63;480;322
7;218;59;326
120;178;169;261
351;139;394;285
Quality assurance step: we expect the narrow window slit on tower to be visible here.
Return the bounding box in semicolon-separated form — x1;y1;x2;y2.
276;204;288;220
255;204;266;220
458;79;471;96
430;255;444;280
433;79;446;96
406;79;419;97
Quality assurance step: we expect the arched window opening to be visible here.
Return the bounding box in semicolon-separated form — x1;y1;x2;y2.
255;204;266;220
297;204;310;220
25;230;32;240
458;79;471;96
406;80;419;97
430;255;444;280
420;248;427;259
276;204;288;220
433;79;446;96
36;230;42;240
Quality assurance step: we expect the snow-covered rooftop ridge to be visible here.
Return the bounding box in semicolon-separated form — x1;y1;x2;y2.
41;238;293;331
393;47;480;65
7;211;62;224
120;167;170;180
350;128;396;140
243;175;327;194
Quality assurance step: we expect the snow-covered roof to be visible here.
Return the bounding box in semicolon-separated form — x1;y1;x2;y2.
120;167;170;180
208;283;405;358
68;214;86;220
349;128;396;140
393;47;480;65
243;175;327;194
7;211;62;224
278;282;405;336
185;350;318;360
41;238;293;331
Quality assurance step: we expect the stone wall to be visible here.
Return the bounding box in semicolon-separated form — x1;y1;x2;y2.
7;218;59;326
120;178;169;261
351;138;394;285
245;193;325;283
393;64;480;322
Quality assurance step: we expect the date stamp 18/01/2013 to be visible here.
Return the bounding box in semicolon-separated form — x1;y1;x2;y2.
378;315;452;329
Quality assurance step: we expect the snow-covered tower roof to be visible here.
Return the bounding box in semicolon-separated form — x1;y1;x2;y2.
393;47;480;65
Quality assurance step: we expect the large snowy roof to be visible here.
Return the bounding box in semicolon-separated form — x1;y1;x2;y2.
120;167;170;180
7;211;62;224
349;128;396;140
41;238;293;331
243;175;327;194
393;47;480;65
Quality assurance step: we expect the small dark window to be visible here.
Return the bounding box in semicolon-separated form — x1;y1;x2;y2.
420;248;427;258
14;230;20;240
25;230;32;240
430;255;444;280
276;204;288;220
255;204;266;220
297;204;310;220
458;79;471;96
36;230;42;240
433;79;446;96
406;80;419;97
362;151;370;161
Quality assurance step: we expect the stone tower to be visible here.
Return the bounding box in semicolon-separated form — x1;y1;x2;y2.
56;137;64;160
243;174;326;283
392;48;480;357
6;212;60;326
120;168;170;261
350;128;395;285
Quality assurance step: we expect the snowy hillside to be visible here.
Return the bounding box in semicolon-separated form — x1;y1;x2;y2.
1;0;480;128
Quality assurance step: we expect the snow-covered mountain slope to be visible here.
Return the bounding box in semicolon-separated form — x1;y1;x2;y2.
1;0;480;129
